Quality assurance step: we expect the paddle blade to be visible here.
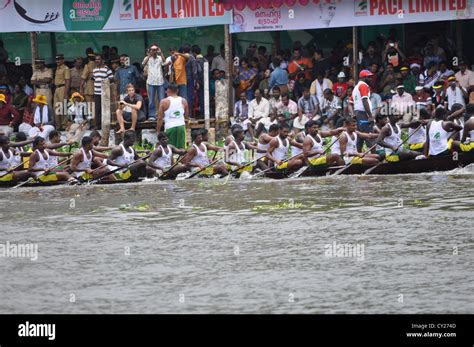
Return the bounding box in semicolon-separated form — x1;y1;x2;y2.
289;166;308;179
332;166;348;176
362;162;383;175
176;172;191;180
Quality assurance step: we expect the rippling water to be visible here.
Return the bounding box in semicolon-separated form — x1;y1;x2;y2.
1;166;473;314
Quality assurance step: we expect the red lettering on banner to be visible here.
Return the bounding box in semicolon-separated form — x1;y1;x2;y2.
183;0;194;17
208;0;215;16
369;0;378;15
162;0;168;18
387;0;397;14
143;0;151;18
449;0;456;9
379;0;388;15
171;0;177;17
421;0;433;11
442;0;447;10
134;0;141;19
434;0;439;11
215;2;224;16
194;0;199;16
151;0;160;18
201;0;206;16
458;0;466;10
408;0;415;12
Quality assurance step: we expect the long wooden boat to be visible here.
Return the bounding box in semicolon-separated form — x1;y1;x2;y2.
0;178;145;188
2;151;473;187
264;151;474;179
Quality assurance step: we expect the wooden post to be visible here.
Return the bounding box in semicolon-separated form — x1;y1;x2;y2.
50;33;57;61
456;20;463;60
224;24;232;135
30;32;39;96
30;32;38;64
352;26;359;84
204;60;210;129
101;78;111;146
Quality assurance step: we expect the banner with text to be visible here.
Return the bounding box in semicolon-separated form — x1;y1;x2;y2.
230;0;474;33
0;0;231;32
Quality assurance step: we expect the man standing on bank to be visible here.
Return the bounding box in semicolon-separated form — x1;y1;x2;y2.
53;54;70;130
156;83;189;149
31;59;53;106
91;54;113;129
352;69;375;152
142;44;167;121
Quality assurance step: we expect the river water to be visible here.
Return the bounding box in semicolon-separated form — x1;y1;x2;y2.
1;167;473;314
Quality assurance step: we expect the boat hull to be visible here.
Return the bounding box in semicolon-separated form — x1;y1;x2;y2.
2;151;473;186
264;151;474;179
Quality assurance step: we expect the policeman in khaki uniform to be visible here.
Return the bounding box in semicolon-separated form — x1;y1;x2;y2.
53;54;70;130
31;59;53;106
80;53;97;104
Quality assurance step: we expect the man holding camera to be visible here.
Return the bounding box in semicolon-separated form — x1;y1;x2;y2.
142;44;167;121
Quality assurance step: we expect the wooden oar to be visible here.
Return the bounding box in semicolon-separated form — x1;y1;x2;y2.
331;143;377;176
186;157;221;179
159;154;185;179
0;158;29;179
71;120;89;143
363;124;423;175
12;157;72;189
86;153;152;185
252;152;301;178
0;151;34;178
183;148;220;179
66;163;108;185
228;154;265;176
290;134;342;179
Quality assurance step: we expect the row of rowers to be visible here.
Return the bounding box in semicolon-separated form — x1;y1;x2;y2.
1;106;474;183
232;104;473;172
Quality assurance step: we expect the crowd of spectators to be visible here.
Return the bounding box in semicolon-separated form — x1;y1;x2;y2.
1;29;474;142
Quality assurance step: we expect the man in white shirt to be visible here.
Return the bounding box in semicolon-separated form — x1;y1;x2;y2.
454;60;474;90
310;73;333;104
445;76;467;111
142;44;168;121
156;83;188;149
320;88;342;128
391;85;415;122
369;91;383;116
269;86;282;118
276;94;298;131
297;88;320;126
248;89;272;137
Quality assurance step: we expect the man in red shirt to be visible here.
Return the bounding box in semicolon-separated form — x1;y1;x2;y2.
288;48;313;81
0;93;21;136
412;86;431;112
332;71;348;98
